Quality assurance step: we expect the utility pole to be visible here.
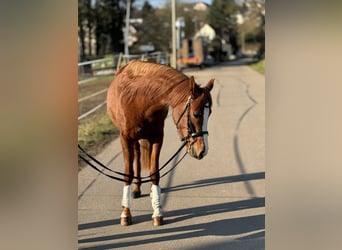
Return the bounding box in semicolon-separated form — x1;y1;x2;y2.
124;0;131;59
171;0;177;68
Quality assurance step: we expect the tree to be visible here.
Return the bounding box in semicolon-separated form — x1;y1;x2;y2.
86;1;95;56
94;0;125;54
78;0;91;60
237;0;265;58
141;0;153;19
78;0;127;59
207;0;239;54
130;1;171;53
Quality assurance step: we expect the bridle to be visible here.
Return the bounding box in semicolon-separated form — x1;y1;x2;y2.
175;96;210;142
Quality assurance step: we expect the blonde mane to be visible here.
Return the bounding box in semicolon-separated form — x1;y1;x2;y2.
115;60;191;107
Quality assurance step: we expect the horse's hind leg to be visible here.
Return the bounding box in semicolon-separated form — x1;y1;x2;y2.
132;141;141;198
120;136;134;226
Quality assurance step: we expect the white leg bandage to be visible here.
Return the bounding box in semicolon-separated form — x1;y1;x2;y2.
121;184;132;208
151;185;163;218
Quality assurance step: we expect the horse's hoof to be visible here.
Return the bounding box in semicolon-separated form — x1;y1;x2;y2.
132;191;141;199
120;216;132;226
152;216;163;226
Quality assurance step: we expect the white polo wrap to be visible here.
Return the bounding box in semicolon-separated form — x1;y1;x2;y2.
121;184;132;208
151;184;163;218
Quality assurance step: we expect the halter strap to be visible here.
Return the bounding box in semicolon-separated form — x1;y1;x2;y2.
176;95;209;142
175;96;192;127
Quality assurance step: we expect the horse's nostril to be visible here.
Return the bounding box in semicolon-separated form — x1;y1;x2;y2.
198;150;205;159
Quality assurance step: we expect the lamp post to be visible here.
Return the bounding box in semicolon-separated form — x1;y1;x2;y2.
124;0;131;59
236;13;245;54
171;0;177;68
176;17;185;51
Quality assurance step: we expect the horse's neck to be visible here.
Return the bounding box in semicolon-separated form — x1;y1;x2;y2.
164;82;189;109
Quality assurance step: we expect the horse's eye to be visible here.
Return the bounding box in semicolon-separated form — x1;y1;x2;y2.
193;112;202;119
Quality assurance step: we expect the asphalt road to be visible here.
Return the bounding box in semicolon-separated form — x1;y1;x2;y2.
78;60;265;250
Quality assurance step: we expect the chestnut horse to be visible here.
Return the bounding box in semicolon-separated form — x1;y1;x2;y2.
107;60;214;226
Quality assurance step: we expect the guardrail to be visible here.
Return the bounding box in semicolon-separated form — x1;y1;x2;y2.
78;56;117;84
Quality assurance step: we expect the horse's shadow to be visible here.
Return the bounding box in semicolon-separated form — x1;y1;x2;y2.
78;173;265;249
79;197;264;249
162;171;265;195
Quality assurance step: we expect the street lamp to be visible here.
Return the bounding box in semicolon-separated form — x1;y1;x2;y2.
176;17;185;50
236;13;245;54
124;0;131;58
171;0;176;68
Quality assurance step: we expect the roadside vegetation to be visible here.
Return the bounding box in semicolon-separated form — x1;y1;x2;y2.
78;75;118;170
78;112;119;169
250;59;265;75
78;112;118;151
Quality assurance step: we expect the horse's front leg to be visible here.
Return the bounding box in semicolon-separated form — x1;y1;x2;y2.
150;140;163;226
120;136;134;226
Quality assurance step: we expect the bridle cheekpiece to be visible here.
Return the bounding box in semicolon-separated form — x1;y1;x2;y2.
176;96;209;142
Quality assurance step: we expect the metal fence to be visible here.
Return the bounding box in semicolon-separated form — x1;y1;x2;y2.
78;52;170;84
78;51;170;121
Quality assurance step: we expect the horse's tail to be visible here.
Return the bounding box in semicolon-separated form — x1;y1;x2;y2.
140;139;151;170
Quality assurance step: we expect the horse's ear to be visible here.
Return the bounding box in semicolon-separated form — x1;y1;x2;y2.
205;79;214;92
189;76;200;98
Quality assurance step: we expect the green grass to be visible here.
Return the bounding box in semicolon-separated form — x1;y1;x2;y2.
250;59;265;75
78;112;119;168
91;55;115;70
78;112;118;148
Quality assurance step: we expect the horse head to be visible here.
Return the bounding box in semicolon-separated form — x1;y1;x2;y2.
174;76;214;160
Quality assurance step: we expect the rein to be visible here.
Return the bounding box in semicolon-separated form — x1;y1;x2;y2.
78;141;187;184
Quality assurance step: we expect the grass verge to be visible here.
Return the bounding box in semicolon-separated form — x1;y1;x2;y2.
250;59;265;75
78;112;119;170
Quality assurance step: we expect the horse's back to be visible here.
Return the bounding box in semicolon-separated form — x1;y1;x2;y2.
107;60;169;135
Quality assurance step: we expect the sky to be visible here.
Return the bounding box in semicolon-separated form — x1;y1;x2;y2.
135;0;213;8
90;0;243;9
134;0;244;9
90;0;213;9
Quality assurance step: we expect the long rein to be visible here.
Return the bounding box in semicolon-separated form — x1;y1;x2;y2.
78;96;197;184
78;142;187;184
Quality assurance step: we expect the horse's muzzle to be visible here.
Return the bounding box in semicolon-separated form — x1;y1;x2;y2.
188;142;206;160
